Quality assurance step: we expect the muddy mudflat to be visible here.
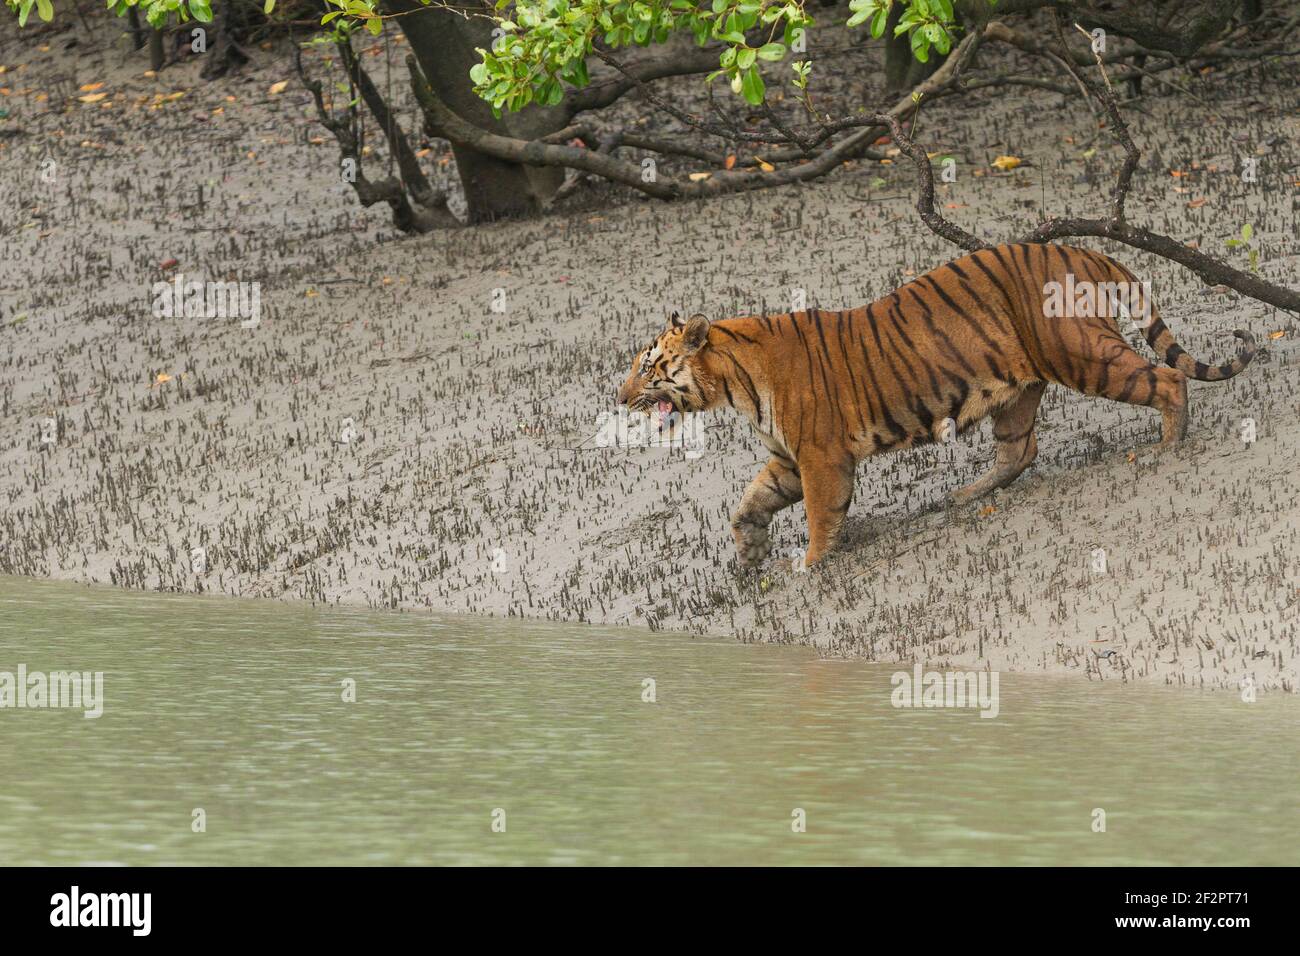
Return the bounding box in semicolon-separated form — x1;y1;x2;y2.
0;22;1297;691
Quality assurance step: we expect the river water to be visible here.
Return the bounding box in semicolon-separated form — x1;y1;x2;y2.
1;575;1295;865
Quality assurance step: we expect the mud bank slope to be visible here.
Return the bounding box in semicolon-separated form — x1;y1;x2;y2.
1;20;1297;691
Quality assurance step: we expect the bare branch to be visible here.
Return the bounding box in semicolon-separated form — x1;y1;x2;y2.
870;112;987;252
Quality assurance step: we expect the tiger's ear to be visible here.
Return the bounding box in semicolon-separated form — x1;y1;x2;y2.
683;313;710;354
670;311;684;328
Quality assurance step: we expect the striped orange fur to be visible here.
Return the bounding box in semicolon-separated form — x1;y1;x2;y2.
616;242;1257;567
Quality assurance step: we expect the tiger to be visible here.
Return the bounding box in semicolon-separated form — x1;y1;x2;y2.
615;242;1257;568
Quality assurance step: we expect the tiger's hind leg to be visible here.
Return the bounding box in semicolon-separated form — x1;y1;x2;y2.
731;455;804;566
951;382;1046;504
1078;346;1188;447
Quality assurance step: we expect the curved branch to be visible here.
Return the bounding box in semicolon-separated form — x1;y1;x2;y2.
882;15;1300;315
871;112;987;252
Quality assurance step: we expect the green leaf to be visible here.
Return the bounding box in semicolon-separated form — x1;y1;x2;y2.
736;47;755;70
189;0;213;22
741;65;765;105
265;0;276;13
36;0;53;22
757;42;785;61
910;28;930;62
1241;223;1253;242
870;7;888;38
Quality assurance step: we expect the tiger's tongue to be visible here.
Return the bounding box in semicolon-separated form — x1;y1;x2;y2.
656;400;673;415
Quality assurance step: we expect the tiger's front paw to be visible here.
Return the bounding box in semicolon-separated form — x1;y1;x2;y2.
732;522;772;567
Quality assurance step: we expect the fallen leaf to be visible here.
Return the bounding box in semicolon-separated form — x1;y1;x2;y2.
268;80;289;95
1126;452;1136;463
160;257;179;270
755;157;774;172
1188;197;1208;208
991;155;1022;171
153;373;172;387
979;505;997;516
1269;330;1286;340
688;171;711;182
724;154;736;170
78;92;107;103
78;82;104;92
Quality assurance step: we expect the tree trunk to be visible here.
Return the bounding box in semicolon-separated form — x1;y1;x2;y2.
148;27;164;73
127;8;145;50
385;0;568;222
200;5;251;81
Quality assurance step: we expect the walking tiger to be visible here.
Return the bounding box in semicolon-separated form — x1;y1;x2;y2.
616;242;1257;567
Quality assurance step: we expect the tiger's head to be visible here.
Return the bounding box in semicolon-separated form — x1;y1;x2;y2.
616;312;714;423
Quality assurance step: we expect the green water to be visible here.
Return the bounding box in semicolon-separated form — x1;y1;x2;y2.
0;575;1296;866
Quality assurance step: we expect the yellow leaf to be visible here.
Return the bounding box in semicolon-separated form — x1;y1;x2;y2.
979;505;997;516
153;373;172;386
268;80;289;95
1269;330;1286;340
78;92;108;103
78;81;104;92
688;172;711;182
754;156;774;172
991;155;1022;171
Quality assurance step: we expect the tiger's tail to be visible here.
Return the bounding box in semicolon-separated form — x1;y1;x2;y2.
1107;259;1259;382
1145;319;1257;382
